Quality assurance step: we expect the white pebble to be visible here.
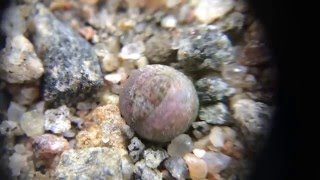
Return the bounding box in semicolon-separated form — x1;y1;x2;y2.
104;73;122;84
119;42;145;60
20;110;44;137
193;148;206;158
194;0;234;23
161;15;177;28
209;127;225;148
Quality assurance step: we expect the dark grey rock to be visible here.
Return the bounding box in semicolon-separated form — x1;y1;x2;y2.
176;25;234;71
30;3;103;105
195;76;235;104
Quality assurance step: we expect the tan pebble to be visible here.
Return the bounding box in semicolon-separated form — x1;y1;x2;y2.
76;124;102;148
194;135;210;149
183;153;208;180
49;0;73;10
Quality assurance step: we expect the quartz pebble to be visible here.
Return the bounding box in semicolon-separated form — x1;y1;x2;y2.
209;126;225;148
194;0;234;23
164;157;189;180
134;160;162;180
20;110;44;137
13;86;40;106
196;76;235;104
8;144;33;177
167;134;194;157
222;63;257;88
183;153;208;180
104;73;122;84
119;42;145;60
54;147;122;179
161;15;177;28
143;148;169;168
33;134;69;157
201;151;232;173
99;90;120;105
176;26;234;71
44;105;72;134
0;35;44;84
199;103;231;125
94;43;120;72
128;137;145;162
7;102;26;122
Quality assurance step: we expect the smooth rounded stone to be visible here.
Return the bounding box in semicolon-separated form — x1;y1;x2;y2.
0;120;24;136
30;4;103;105
62;129;76;138
232;99;272;135
145;32;176;64
0;5;27;36
54;147;122;179
0;35;44;84
164;157;189;180
20;110;44;137
94;43;120;72
33;134;69;157
214;12;245;32
183;153;208;180
194;0;234;23
195;76;236;104
222;63;257;88
161;15;177;28
201;151;232;173
143;148;169;169
176;26;234;72
134;160;162;180
7;102;27;122
120;65;199;143
167;134;194;157
119;41;145;60
44;105;72;134
128;137;145;163
13;86;40;106
199;103;232;125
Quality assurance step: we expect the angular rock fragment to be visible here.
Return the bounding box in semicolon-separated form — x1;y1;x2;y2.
30;4;103;105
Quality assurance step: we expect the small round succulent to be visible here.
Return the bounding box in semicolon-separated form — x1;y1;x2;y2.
119;65;199;143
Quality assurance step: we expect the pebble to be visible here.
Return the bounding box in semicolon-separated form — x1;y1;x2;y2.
201;151;232;173
30;3;103;105
104;73;122;84
134;160;162;180
161;15;177;28
194;135;211;149
0;35;44;84
135;56;149;68
99;90;120;105
192;121;211;138
165;0;181;8
20;110;44;137
195;76;236;104
176;26;234;71
0;120;24;136
7;102;26;122
32;134;69;157
44;105;72;134
119;41;145;60
0;5;27;36
121;124;135;139
167;134;194;157
199;103;232;125
222;63;257;88
209;126;225;148
94;43;120;72
54;147;122;179
143;148;169;168
128;137;145;163
13;86;40;106
164;157;189;180
76;124;102;148
215;12;245;32
194;0;234;23
183;153;208;180
232;98;272;135
145;32;176;64
121;153;135;180
8;153;30;176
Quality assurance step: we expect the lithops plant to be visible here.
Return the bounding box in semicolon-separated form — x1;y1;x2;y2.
119;65;199;143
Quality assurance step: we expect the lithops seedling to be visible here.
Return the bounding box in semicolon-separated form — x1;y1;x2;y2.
119;65;199;143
